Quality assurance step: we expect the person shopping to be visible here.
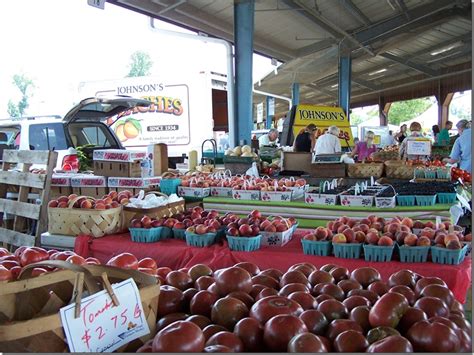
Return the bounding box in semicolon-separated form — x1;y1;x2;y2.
437;121;453;146
399;122;430;161
294;123;317;152
395;124;407;143
444;120;471;173
351;130;377;162
314;126;342;155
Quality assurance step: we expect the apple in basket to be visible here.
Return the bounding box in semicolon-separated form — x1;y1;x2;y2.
206;220;221;230
206;226;217;234
274;223;288;233
251;225;260;237
186;226;196;234
288;217;297;226
314;227;328;241
264;224;277;233
249;209;262;219
332;234;347;243
164;218;177;228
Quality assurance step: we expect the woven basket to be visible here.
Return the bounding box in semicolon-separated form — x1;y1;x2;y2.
372;151;400;162
0;261;159;353
122;191;185;231
347;163;384;178
48;196;122;238
384;160;416;179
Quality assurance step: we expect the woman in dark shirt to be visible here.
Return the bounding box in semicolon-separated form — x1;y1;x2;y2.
294;124;317;152
395;124;407;143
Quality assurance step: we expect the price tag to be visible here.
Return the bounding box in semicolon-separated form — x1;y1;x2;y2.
406;138;431;156
60;278;150;353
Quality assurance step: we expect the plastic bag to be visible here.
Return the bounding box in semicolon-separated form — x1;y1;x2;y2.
245;162;260;177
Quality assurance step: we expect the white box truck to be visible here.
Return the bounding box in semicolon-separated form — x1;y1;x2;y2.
77;71;229;166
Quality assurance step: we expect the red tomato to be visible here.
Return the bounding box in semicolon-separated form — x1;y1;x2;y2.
20;248;49;267
14;246;28;258
0;247;11;258
138;257;158;270
50;251;75;261
106;253;138;270
31;267;48;277
10;265;22;280
0;265;13;281
0;260;20;270
66;255;86;265
85;257;101;265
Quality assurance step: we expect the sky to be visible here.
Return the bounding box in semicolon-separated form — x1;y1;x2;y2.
0;0;277;117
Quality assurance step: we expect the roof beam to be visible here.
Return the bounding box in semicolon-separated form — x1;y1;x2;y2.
296;38;336;57
281;0;375;56
387;0;410;20
354;0;467;46
410;33;471;59
379;53;439;76
307;84;337;98
339;0;371;26
426;43;472;64
352;78;382;91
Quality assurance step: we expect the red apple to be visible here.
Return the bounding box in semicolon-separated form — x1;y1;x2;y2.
264;224;277;233
227;227;239;237
303;234;317;241
249;209;262;219
130;219;142;228
354;231;366;244
314;227;328;240
141;215;152;228
401;218;414;229
420;228;436;240
366;232;379;245
342;229;355;243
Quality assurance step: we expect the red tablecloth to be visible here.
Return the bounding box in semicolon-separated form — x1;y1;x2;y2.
74;230;472;303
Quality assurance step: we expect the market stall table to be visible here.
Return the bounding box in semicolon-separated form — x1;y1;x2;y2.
203;197;454;228
74;230;471;303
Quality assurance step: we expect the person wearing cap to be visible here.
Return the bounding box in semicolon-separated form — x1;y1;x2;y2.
314;126;342;155
399;121;430;161
444;120;471;173
258;128;279;147
294;123;317;152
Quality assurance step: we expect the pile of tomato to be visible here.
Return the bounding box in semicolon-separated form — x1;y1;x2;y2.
451;167;471;183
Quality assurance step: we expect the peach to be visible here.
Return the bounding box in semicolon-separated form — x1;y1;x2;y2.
111;201;120;208
359;224;370;234
314;227;328;240
264;224;277;233
303;233;316;241
108;191;118;200
352;226;361;233
365;232;379;245
130;219;142;228
465;233;472;242
105;204;112;209
435;243;445;248
413;220;425;229
119;198;129;205
400;225;411;233
401;218;414;229
375;217;385;225
68;193;78;201
354;231;366;244
378;236;393;246
58;202;68;208
141;216;152;228
404;234;418;246
80;200;93;209
48;200;58;208
327;221;334;231
424;221;435;229
347;219;357;228
95;203;106;210
342;228;355;243
387;223;401;235
396;231;410;245
446;240;462;250
340;216;350;224
382;232;394;240
444;233;460;245
275;224;288;232
332;234;347;243
337;224;350;234
368;228;379;235
103;197;113;205
360;218;371;226
420;228;435;240
416;236;431;247
333;221;343;233
195;224;208;235
371;222;384;232
368;215;377;224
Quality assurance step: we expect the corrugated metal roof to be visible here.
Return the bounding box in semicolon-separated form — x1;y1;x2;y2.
112;0;471;109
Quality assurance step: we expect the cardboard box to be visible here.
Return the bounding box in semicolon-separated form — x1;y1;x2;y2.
93;149;146;162
50;174;73;199
107;176;161;195
232;189;261;201
210;187;233;198
148;144;169;176
261;191;293;202
282;152;345;177
339;194;374;207
71;175;107;198
304;192;338;206
93;160;142;178
177;186;210;198
261;228;294;247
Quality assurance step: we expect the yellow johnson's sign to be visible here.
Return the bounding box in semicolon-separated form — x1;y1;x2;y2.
292;105;354;146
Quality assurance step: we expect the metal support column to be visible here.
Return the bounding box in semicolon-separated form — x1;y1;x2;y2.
234;0;255;146
292;83;300;106
338;50;352;120
266;96;274;129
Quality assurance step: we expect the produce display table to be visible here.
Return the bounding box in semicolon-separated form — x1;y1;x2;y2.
74;230;471;303
203;197;453;228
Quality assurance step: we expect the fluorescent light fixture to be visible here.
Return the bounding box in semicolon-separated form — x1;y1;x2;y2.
331;84;338;88
305;92;317;98
369;68;387;76
430;42;463;56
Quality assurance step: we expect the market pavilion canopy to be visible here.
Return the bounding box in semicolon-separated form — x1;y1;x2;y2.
109;0;471;115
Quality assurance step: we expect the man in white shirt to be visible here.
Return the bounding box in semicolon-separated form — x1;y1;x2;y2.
314;126;342;155
258;128;279;147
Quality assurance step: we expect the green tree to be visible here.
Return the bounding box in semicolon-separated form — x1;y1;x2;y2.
450;104;471;120
126;51;153;77
388;97;434;125
7;74;35;118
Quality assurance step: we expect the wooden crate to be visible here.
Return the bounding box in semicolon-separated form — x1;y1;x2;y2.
0;150;57;248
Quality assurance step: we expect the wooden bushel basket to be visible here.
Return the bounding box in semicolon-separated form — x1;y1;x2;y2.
384;160;416;179
347;163;384;178
0;261;159;353
48;196;122;238
121;191;185;230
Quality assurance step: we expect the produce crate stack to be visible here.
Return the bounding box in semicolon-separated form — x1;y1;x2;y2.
71;175;108;199
93;149;147;177
50;173;73;200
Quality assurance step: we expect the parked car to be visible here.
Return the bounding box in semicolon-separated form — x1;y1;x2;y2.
0;96;151;170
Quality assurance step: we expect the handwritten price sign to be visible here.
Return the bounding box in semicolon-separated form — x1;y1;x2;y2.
60;278;150;352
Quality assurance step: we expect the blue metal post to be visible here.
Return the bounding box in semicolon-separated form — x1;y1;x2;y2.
338;55;352;120
266;96;274;129
234;0;255;145
292;83;300;106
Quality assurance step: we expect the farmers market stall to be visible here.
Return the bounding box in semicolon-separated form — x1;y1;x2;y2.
73;230;472;303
